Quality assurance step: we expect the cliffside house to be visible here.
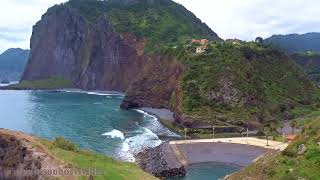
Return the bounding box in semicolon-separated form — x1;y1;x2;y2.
196;46;208;54
226;39;242;45
191;39;209;45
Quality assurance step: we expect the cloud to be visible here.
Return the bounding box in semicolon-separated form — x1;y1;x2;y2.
174;0;320;40
0;0;319;53
0;0;66;53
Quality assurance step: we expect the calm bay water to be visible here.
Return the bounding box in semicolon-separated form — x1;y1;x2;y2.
0;90;175;161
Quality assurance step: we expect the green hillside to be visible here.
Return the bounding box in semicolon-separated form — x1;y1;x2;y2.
290;51;320;84
171;42;319;127
265;33;320;54
227;117;320;180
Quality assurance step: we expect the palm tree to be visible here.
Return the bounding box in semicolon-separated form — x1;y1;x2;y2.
290;120;297;135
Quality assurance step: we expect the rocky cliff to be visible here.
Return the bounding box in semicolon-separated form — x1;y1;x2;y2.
22;0;220;91
22;4;144;91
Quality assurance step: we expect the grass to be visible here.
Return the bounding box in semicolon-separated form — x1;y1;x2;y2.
38;137;157;180
9;76;73;89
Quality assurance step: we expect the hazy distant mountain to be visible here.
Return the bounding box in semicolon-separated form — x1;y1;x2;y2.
265;32;320;53
0;48;30;81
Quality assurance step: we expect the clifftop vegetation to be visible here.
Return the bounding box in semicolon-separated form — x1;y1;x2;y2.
49;0;221;53
165;41;320;127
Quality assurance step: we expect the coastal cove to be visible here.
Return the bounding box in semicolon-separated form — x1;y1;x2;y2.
0;89;281;179
0;90;177;162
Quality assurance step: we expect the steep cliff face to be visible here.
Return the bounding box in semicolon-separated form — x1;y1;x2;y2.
121;55;184;109
22;5;144;91
22;0;220;91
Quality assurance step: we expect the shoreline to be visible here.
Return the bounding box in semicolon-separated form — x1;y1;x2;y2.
136;107;175;122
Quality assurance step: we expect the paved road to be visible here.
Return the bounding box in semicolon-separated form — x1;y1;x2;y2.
169;137;288;167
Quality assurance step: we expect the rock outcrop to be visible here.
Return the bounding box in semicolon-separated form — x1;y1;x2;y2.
0;129;61;179
22;5;144;91
121;55;184;109
297;144;307;155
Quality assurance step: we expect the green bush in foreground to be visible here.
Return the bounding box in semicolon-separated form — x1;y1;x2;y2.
53;137;78;152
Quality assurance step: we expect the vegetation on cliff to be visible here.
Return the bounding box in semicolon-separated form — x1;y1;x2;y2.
165;41;320;127
290;51;320;84
227;117;320;180
57;0;221;52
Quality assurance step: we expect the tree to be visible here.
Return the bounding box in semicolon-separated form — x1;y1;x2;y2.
255;37;264;44
270;122;279;141
290;120;297;135
262;126;271;146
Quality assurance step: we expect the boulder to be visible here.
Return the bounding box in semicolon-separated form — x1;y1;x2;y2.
297;144;307;155
317;142;320;147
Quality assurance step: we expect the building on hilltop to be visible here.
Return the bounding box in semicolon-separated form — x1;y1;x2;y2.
226;39;242;45
196;46;208;54
191;39;209;45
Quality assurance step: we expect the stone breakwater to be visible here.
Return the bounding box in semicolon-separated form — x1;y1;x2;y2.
135;142;186;177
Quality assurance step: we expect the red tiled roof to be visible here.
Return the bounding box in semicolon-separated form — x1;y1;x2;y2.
286;134;297;140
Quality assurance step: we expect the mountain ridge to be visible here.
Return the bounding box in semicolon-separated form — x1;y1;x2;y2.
0;48;29;81
265;32;320;53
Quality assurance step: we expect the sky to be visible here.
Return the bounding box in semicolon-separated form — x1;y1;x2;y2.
0;0;319;53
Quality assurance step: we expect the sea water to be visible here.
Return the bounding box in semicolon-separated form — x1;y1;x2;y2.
0;90;176;161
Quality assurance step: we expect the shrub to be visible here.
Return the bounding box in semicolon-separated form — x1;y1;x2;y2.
282;148;296;157
53;137;78;152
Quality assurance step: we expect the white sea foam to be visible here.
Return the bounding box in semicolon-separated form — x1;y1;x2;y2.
121;142;130;152
124;127;162;153
116;127;163;162
134;109;179;137
58;89;124;96
102;129;125;140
